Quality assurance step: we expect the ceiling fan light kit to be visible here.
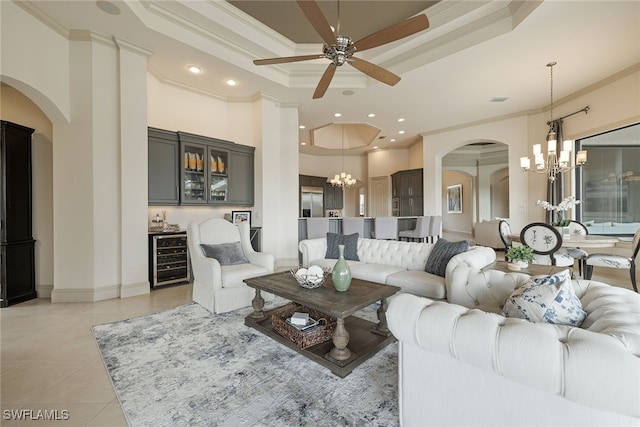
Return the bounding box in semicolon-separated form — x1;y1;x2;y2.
253;0;430;99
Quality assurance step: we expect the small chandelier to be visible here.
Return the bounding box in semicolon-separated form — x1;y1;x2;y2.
330;124;356;187
520;62;587;182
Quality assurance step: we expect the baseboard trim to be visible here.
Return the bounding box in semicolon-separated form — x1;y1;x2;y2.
121;281;150;298
51;284;120;303
36;284;54;298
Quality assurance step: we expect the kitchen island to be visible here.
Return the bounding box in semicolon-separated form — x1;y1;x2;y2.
297;217;418;241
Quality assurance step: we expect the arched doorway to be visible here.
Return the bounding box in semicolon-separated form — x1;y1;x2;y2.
441;141;509;237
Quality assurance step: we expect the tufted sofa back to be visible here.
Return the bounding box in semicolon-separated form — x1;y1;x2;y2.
299;237;496;273
446;263;640;357
355;238;433;270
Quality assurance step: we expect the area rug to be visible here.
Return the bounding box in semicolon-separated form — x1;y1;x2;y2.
92;301;398;427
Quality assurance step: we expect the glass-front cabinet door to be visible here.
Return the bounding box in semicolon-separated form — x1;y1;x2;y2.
182;143;206;204
208;147;228;202
180;142;230;205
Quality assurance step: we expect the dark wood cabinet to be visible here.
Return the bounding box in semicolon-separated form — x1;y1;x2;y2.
392;168;423;216
1;121;36;307
324;183;343;210
148;128;180;205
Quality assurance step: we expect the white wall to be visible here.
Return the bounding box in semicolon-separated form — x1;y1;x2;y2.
423;65;640;235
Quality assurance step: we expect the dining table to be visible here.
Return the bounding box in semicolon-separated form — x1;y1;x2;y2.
509;233;620;249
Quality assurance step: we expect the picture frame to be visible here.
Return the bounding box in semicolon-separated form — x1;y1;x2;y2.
447;184;462;214
231;210;251;226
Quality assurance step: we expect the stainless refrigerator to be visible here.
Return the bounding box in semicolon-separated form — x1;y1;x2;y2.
301;186;324;217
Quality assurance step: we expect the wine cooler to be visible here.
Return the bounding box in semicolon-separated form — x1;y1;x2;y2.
149;232;190;288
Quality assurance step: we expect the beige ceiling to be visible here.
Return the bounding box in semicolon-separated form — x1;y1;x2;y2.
10;1;640;156
227;1;437;43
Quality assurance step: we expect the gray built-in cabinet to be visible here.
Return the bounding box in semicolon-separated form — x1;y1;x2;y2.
148;128;180;205
148;127;254;206
392;168;423;216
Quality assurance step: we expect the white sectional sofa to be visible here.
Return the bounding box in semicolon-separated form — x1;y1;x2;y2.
298;237;496;299
388;264;640;426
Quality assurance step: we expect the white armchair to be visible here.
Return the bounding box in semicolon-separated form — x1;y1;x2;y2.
187;218;274;314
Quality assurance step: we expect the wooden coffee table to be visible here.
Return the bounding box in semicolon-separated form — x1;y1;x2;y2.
244;271;400;378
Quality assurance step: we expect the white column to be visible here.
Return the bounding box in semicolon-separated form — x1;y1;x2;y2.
115;38;152;298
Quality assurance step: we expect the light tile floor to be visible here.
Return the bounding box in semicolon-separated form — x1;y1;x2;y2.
1;284;192;426
1;240;634;426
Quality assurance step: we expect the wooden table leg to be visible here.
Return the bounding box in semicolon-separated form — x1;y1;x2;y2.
372;297;392;336
328;317;352;361
250;289;265;319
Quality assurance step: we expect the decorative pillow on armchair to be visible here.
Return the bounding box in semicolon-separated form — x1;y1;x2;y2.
325;232;360;261
200;242;249;265
502;269;586;326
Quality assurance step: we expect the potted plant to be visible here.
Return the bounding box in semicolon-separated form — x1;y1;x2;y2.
506;245;535;271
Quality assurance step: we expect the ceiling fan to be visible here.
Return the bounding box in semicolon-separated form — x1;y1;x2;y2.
253;0;430;99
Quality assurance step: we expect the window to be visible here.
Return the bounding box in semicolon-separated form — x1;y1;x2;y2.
577;123;640;236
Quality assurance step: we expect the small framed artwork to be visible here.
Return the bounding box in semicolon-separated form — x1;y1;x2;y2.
231;210;251;226
447;184;462;214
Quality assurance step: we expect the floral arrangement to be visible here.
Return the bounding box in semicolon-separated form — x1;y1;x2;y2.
506;245;535;264
536;196;581;227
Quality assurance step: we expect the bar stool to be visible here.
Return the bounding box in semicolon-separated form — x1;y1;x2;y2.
306;218;329;239
342;217;365;237
427;215;442;243
399;216;431;242
372;217;398;240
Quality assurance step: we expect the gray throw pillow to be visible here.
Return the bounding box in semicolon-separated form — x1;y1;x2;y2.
424;239;469;277
200;242;249;265
325;232;360;261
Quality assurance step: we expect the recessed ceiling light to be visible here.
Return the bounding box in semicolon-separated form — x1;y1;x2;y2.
299;125;306;129
490;96;509;103
398;118;405;122
367;113;375;118
373;146;379;150
334;113;342;117
398;130;405;134
300;142;307;145
390;139;396;142
187;65;202;74
343;90;354;96
226;79;237;86
96;0;120;15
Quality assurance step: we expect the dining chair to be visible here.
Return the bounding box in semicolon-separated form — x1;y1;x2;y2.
342;217;365;237
399;216;431;242
564;220;589;277
372;216;398;240
306;217;330;239
498;220;512;251
584;228;640;293
519;222;574;267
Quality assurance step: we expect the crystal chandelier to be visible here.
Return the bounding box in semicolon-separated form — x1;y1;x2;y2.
330;124;356;187
520;62;587;182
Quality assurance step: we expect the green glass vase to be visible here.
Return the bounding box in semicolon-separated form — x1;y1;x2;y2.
332;244;352;292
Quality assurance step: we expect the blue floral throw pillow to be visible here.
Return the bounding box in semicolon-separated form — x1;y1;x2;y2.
502;269;586;327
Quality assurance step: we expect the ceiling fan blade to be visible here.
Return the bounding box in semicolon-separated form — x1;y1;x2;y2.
352;14;429;52
348;57;401;86
297;0;337;46
253;54;325;65
313;63;337;99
